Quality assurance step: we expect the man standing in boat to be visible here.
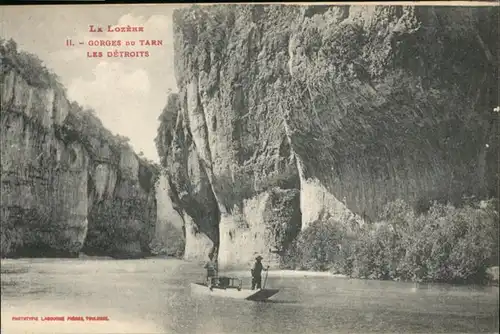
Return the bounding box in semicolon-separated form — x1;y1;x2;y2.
204;254;218;290
251;255;268;290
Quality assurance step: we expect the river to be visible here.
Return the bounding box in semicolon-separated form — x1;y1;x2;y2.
1;258;498;333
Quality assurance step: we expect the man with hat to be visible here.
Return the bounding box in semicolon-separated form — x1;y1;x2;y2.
251;255;268;290
204;253;218;291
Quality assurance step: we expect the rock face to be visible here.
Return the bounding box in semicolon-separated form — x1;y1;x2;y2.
151;173;185;256
159;5;498;268
0;43;159;258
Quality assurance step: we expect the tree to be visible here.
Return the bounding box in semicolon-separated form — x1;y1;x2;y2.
5;38;17;55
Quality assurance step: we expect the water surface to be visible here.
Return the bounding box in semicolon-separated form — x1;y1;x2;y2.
1;258;498;333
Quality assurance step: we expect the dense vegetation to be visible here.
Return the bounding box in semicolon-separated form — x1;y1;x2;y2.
0;38;61;89
282;199;499;285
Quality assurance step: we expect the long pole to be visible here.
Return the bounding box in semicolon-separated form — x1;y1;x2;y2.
262;266;270;289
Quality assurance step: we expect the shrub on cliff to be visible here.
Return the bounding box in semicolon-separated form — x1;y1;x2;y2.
0;38;60;89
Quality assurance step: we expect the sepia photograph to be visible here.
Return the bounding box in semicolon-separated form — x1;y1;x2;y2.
0;2;499;333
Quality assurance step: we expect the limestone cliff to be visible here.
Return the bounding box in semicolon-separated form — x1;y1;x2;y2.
158;4;498;268
0;40;159;258
151;172;185;257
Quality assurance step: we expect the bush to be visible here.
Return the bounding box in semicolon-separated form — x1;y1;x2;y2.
282;198;499;285
1;38;60;89
282;219;345;271
399;200;499;283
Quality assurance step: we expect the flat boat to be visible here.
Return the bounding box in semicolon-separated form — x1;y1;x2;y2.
190;276;279;302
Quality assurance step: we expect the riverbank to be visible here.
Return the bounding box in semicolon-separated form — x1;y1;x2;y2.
224;269;347;279
224;268;499;286
487;266;499;286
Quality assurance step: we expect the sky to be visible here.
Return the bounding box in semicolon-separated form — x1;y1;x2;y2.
1;4;191;162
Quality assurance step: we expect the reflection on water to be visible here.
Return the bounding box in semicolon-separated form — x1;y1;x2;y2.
1;258;498;333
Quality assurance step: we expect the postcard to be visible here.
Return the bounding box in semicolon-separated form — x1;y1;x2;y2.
1;2;498;333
